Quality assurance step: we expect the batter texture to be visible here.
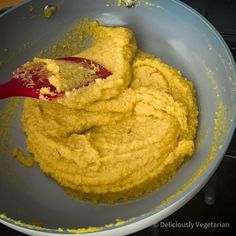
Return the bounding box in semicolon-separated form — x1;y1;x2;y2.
22;22;198;203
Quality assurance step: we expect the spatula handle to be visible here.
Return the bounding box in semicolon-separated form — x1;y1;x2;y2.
0;79;39;99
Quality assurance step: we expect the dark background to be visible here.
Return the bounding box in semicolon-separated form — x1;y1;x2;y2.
0;0;236;235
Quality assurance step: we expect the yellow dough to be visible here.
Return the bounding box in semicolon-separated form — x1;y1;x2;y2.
22;22;198;203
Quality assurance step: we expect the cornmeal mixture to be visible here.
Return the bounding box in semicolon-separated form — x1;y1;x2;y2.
22;22;198;203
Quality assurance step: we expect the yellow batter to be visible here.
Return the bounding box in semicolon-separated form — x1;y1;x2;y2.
22;22;198;203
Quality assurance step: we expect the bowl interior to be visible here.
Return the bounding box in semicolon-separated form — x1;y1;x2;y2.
0;0;236;232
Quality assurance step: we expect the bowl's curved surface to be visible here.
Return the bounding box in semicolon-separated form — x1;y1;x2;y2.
0;0;236;235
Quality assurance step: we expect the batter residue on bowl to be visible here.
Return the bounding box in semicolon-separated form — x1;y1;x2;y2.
21;21;198;203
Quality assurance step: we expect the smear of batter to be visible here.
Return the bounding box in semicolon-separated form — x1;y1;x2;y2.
21;21;198;203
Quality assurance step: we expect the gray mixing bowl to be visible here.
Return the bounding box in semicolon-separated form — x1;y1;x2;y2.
0;0;236;235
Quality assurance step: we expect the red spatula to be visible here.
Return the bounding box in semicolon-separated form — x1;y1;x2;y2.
0;57;112;100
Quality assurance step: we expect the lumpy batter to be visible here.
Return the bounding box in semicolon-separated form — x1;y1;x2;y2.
22;22;198;203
